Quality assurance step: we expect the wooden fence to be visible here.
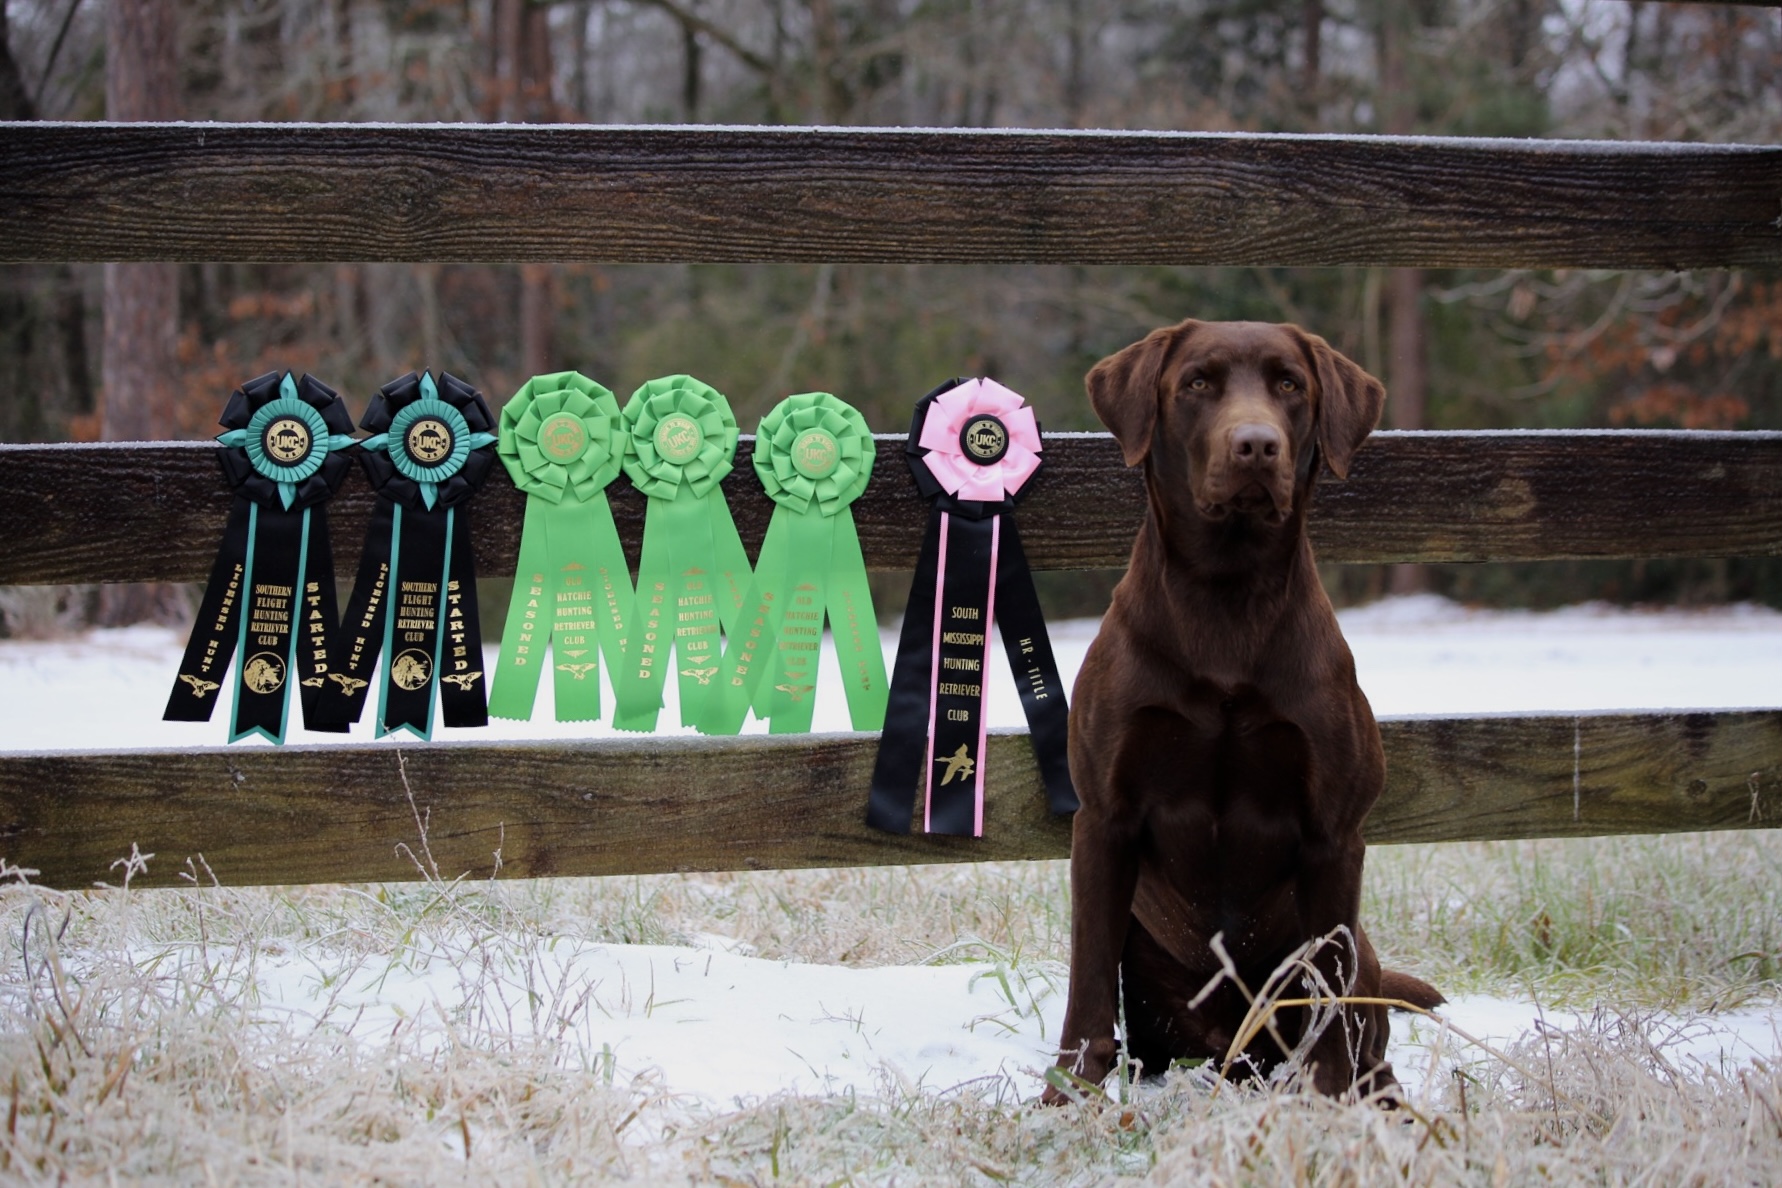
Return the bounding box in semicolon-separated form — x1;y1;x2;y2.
1;123;1779;890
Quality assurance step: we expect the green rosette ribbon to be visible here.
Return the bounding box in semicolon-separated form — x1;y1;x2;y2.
488;371;634;722
701;392;888;735
612;375;752;732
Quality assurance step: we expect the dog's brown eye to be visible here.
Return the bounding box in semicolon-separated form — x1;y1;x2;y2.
1188;377;1210;392
1279;378;1299;393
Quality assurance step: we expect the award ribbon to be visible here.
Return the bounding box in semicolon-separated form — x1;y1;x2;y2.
317;371;498;739
867;378;1079;836
611;375;752;732
700;392;887;735
488;371;634;722
164;371;357;743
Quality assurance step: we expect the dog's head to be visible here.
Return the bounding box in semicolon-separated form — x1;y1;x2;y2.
1087;319;1384;525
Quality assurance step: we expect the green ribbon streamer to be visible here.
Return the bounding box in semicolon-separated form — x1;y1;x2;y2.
700;391;888;735
612;375;749;732
489;371;632;722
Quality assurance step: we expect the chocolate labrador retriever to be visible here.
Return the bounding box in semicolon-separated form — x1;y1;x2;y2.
1043;319;1441;1103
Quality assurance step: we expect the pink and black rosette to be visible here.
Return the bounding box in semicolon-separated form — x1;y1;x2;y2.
867;378;1078;837
164;371;357;744
318;371;498;738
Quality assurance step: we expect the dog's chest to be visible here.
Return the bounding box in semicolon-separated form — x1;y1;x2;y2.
1120;684;1319;954
1106;670;1317;832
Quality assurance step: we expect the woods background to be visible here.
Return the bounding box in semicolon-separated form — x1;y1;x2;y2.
2;0;1780;624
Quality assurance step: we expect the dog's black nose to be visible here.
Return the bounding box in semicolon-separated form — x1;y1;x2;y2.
1230;423;1282;464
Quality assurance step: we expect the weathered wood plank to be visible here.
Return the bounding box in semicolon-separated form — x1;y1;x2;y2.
2;123;1777;268
1370;711;1782;843
2;430;1779;585
0;712;1776;890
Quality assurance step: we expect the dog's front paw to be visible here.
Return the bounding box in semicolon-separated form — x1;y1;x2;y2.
1038;1038;1120;1106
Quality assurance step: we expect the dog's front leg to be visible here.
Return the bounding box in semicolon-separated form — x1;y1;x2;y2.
1041;803;1141;1104
1292;837;1384;1097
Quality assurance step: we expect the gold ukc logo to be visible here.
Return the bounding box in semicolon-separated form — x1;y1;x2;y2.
263;418;312;465
242;651;286;694
960;415;1009;464
538;413;587;462
654;413;703;464
406;418;454;466
391;649;433;691
790;429;840;480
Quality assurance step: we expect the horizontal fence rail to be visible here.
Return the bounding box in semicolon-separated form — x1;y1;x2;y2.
0;712;1776;890
6;117;1780;890
3;124;1779;269
2;430;1780;586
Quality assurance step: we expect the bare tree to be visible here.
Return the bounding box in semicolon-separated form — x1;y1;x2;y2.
492;0;558;378
1378;3;1429;595
99;0;186;625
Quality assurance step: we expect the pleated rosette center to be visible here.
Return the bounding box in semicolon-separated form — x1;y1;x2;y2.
756;393;872;517
622;376;739;500
380;391;475;510
500;374;625;504
915;378;1042;504
217;373;358;511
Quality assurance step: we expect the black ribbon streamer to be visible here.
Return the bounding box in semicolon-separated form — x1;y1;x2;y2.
166;500;253;724
315;371;496;737
294;512;342;730
381;497;451;735
322;500;395;726
867;379;1078;835
438;505;489;728
165;372;354;742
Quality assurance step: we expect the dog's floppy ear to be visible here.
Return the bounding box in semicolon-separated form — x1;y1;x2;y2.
1087;321;1194;467
1299;330;1385;480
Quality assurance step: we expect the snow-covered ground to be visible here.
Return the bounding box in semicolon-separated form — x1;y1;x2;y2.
222;932;1781;1109
3;596;1780;1105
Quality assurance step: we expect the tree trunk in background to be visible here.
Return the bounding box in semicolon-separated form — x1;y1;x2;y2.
680;0;702;120
493;0;556;381
99;0;186;625
1379;9;1429;596
102;0;179;444
519;264;553;377
807;0;847;123
1384;291;1430;598
1063;0;1086;128
1300;0;1322;113
0;1;35;121
100;262;178;442
1387;267;1427;436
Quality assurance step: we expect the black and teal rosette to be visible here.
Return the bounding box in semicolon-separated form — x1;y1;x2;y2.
701;392;886;735
317;371;498;739
164;371;357;744
488;371;634;722
611;375;753;733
